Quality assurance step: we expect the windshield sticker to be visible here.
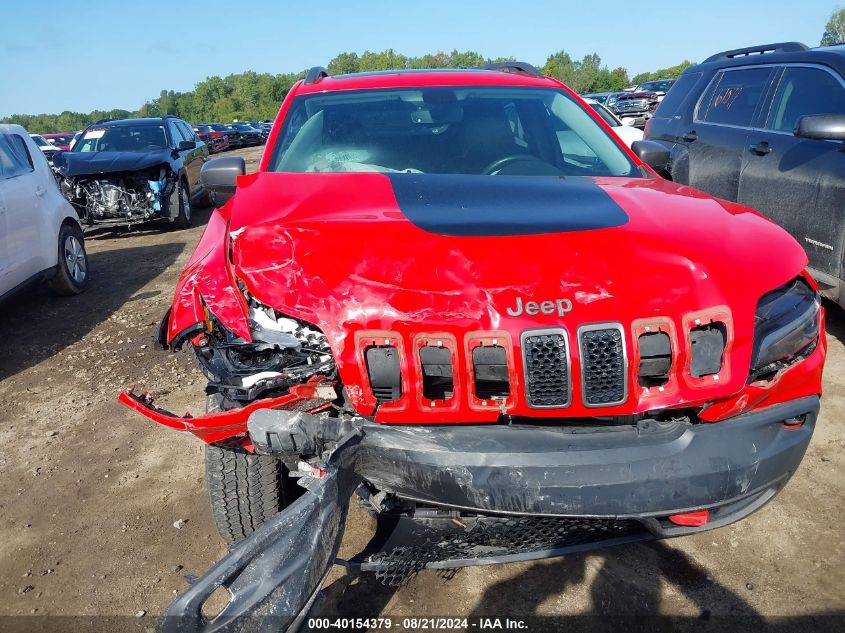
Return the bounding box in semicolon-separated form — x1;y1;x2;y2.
83;129;106;139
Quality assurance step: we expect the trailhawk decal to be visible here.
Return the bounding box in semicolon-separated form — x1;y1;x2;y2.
386;173;629;237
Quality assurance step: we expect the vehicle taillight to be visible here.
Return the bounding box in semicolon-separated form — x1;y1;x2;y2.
643;118;653;139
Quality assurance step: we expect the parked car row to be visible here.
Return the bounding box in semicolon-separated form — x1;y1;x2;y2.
193;122;267;153
583;79;677;128
27;119;270;163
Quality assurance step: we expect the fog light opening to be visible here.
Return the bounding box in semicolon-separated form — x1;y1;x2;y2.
783;415;806;430
667;509;710;527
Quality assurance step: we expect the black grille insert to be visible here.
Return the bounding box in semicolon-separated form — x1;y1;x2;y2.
690;322;726;377
365;345;402;403
579;325;627;406
419;345;454;400
522;330;570;407
472;345;510;400
638;331;672;387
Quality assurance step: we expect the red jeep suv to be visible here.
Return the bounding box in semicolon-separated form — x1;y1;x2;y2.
121;62;825;630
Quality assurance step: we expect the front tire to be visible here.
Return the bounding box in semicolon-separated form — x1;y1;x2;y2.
171;180;191;229
51;223;89;295
204;395;301;542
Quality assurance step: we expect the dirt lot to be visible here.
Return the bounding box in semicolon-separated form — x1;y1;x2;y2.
0;144;843;630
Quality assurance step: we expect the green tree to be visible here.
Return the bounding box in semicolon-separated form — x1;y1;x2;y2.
631;60;695;85
542;50;577;86
821;7;845;46
1;48;709;132
327;52;360;75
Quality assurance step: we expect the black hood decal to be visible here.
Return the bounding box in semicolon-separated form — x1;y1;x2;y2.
54;150;172;178
386;173;629;237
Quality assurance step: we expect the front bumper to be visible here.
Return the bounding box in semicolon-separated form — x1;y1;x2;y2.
349;395;818;523
161;397;817;632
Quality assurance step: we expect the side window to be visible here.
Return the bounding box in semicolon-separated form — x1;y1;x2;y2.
655;72;702;116
697;67;773;127
167;120;186;147
177;120;196;142
766;66;845;132
0;133;35;179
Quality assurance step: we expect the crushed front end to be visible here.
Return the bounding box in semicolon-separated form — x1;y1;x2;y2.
121;171;826;632
58;165;174;228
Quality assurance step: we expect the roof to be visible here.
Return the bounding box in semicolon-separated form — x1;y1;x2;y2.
88;117;175;127
294;68;563;96
689;42;845;74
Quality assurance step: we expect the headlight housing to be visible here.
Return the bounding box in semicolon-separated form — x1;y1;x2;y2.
749;277;820;381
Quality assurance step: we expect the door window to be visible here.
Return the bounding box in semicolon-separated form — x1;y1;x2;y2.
176;120;196;142
697;67;773;127
0;134;34;179
167;120;187;147
766;66;845;132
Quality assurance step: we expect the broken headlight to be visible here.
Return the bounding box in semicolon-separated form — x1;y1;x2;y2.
749;278;820;382
194;300;335;401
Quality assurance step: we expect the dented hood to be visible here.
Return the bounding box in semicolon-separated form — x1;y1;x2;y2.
226;172;804;327
54;149;171;177
171;172;809;420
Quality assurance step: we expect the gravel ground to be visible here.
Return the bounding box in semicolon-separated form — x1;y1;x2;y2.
0;144;842;630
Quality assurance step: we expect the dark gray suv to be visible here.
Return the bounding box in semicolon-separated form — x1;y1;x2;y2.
645;42;845;308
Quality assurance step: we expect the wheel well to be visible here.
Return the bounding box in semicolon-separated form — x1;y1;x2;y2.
60;216;83;233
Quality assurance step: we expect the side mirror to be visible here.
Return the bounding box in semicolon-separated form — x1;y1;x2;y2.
200;156;245;208
794;114;845;141
631;140;670;173
177;140;196;151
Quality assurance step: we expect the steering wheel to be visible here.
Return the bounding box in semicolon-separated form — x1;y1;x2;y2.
482;153;556;175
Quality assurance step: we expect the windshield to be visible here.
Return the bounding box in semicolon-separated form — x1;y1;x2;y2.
232;124;255;131
209;124;228;132
72;124;168;152
268;87;638;177
30;135;49;147
48;135;73;145
638;80;674;93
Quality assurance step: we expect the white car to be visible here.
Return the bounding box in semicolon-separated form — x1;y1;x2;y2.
28;133;61;163
584;98;644;148
1;124;89;300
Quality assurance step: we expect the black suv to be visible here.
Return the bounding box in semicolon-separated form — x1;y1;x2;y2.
645;42;845;308
53;115;209;229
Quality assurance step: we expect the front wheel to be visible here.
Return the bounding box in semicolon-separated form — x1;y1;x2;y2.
170;180;191;229
51;223;89;295
204;395;301;542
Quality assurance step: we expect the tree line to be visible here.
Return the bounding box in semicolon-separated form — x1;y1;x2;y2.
4;49;695;134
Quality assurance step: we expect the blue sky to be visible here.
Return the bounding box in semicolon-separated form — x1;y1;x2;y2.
0;0;835;117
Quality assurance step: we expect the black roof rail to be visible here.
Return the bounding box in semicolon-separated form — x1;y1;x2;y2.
304;66;329;85
703;42;808;63
93;117;116;125
480;61;543;78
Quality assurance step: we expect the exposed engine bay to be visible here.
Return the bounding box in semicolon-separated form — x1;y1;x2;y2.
58;166;173;227
194;295;336;404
